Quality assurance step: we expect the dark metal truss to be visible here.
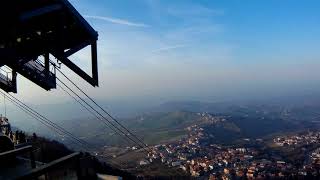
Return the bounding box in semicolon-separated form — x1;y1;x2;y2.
0;0;99;93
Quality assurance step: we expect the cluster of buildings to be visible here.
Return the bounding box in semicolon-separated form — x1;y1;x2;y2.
196;112;227;124
273;131;320;147
310;148;320;165
139;113;320;179
146;142;301;178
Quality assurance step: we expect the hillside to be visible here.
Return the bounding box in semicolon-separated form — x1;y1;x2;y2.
58;111;205;146
44;99;320;149
62;111;297;147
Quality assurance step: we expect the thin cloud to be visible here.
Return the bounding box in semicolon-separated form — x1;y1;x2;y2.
152;44;188;53
84;15;149;27
167;5;224;17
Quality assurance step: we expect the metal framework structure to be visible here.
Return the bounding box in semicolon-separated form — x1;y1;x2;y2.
0;0;99;93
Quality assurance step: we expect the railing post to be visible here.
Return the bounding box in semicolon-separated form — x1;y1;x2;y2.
75;155;82;180
44;53;50;76
30;148;36;169
12;71;17;93
6;72;9;82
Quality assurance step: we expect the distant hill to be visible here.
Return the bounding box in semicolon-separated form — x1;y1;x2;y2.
59;111;204;146
124;108;299;144
125;111;199;130
18;99;320;148
151;101;231;114
59;108;299;147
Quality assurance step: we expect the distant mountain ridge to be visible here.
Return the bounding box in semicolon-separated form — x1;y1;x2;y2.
60;109;300;147
12;99;320;148
151;101;232;114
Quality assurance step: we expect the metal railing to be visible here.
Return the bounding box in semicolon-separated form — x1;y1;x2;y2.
0;67;12;86
23;60;55;79
0;145;35;169
17;152;81;180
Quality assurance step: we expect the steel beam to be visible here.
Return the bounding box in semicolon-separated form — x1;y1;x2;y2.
91;41;98;87
57;54;98;87
20;4;63;21
64;40;91;57
59;0;98;39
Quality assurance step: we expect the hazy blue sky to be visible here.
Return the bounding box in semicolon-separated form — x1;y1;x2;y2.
10;0;320;105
